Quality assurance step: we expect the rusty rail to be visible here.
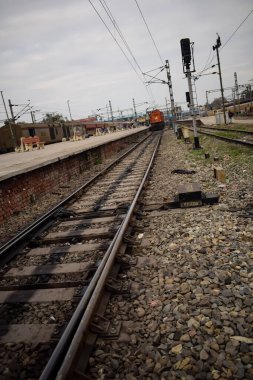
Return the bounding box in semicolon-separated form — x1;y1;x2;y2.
183;126;253;148
39;134;162;380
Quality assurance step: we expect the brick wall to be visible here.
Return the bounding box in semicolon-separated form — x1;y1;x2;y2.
0;132;147;223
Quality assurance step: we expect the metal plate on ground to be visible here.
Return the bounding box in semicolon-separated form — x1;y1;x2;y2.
4;262;90;277
177;183;202;202
0;324;57;343
0;287;76;303
180;200;202;208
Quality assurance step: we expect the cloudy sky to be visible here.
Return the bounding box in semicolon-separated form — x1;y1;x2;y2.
0;0;252;123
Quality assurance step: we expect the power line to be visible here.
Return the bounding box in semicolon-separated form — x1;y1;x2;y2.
198;10;253;76
221;9;253;50
99;0;144;75
88;0;148;91
134;0;163;65
89;0;156;104
202;47;215;72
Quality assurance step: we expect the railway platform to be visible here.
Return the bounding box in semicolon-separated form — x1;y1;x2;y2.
0;126;147;182
200;115;253;125
0;126;148;223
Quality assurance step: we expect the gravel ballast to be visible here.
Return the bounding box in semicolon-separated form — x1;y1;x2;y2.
0;129;252;379
86;129;253;379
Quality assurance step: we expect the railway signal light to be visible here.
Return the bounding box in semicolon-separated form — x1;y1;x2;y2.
185;92;190;104
180;38;191;67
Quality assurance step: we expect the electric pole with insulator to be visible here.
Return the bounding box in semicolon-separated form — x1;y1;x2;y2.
1;92;16;148
8;99;17;147
67;100;73;120
109;100;114;122
234;72;240;115
132;98;137;120
180;38;200;149
213;35;227;124
165;60;176;132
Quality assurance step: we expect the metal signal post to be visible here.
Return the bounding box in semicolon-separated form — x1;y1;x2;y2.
180;38;200;149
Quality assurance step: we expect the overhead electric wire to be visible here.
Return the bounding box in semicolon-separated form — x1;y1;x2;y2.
197;9;253;78
221;9;253;50
202;47;215;72
145;65;164;74
89;0;156;104
13;103;31;119
99;0;144;76
99;0;156;104
99;0;156;106
134;0;164;65
88;0;151;98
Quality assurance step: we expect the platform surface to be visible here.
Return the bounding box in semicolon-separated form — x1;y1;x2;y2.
0;127;147;182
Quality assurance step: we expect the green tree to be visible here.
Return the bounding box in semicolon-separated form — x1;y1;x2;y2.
42;113;64;123
210;97;227;110
240;87;253;101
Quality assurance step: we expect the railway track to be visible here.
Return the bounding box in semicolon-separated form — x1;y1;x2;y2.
184;125;253;147
198;125;253;135
0;132;161;380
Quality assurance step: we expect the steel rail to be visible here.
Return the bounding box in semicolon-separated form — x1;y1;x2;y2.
198;125;253;135
184;127;253;148
39;134;162;380
0;133;150;264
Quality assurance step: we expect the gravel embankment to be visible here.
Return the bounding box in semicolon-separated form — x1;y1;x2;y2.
87;129;253;379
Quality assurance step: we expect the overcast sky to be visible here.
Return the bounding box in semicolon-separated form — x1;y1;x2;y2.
0;0;252;123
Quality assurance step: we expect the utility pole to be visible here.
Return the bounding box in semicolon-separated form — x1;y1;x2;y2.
234;72;239;99
132;98;137;119
1;92;16;147
7;99;17;147
234;72;240;115
67;100;73;120
232;88;236;115
1;91;10;120
205;91;209;110
180;38;200;149
248;84;252;109
165;60;176;132
8;99;15;122
165;97;169;122
213;35;227;124
30;111;37;123
109;100;114;122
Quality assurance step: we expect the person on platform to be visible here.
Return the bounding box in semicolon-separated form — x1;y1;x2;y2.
228;110;234;123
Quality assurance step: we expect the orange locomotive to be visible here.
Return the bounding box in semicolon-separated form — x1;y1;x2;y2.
149;109;165;131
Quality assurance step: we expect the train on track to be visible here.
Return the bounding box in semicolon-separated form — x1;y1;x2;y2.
148;109;165;131
207;100;253;117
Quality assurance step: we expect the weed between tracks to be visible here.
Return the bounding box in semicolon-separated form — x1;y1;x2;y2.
229;123;253;131
186;134;253;172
